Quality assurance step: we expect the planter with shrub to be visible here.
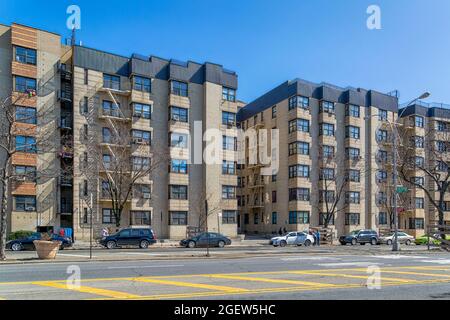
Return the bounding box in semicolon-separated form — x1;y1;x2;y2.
33;233;61;260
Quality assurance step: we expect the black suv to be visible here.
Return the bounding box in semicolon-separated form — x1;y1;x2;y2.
339;230;379;246
100;227;156;249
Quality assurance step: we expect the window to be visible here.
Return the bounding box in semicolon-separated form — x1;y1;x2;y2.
377;129;388;143
345;213;360;225
15;136;36;153
83;208;88;224
14;165;36;181
102;209;116;224
133;103;152;119
83;180;88;196
436;141;447;152
132;156;150;171
413;177;425;186
222;161;236;175
319;213;334;226
15;76;36;93
133;76;151;92
346;147;360;160
170;211;188;225
170;133;189;148
322;145;335;158
222;111;236;126
437;161;448;172
272;212;277;225
83;97;89;114
84;69;89;85
346;126;360;139
415;156;425;168
244;214;249;225
222;136;237;151
102;127;112;143
289;141;310;156
102;100;120;117
320;168;335;180
289;211;310;224
320;190;335;203
436;121;447;132
289;95;310;110
346;192;361;204
169;185;188;200
132;130;151;145
101;154;111;170
348;170;360;182
346;105;360;118
254;213;259;225
14;196;36;212
320;101;335;114
222;211;237;224
409;218;424;230
377;150;388;163
222;186;236;199
272;106;277;118
289;164;310;178
320;123;335;136
272;191;277;203
415;116;424;128
131;211;150;225
171;81;188;97
15;106;36;124
289;188;310;201
415;197;425;209
379;212;388;225
101;181;110;198
103;74;120;90
15;46;36;65
170;159;188;174
170;106;188;122
289;118;310;133
378;110;388;121
222;87;236;102
413;136;424;148
377;170;388;182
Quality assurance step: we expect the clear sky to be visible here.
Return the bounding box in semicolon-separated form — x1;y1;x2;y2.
1;0;449;105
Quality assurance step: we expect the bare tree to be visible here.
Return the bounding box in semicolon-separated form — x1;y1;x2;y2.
0;94;66;260
399;118;450;238
190;190;220;236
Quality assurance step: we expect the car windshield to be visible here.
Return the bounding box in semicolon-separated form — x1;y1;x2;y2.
350;231;360;235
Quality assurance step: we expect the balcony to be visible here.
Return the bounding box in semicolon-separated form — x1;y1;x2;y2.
59;64;72;82
99;108;131;121
60;175;73;187
59;201;73;215
58;90;72;103
59;146;74;159
59;115;73;130
100;80;131;96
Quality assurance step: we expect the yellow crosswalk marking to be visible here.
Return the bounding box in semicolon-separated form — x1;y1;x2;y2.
289;271;419;284
33;281;142;299
206;274;337;288
379;270;450;279
133;278;249;293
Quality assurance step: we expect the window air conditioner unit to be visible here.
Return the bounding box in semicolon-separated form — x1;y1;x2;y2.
143;193;151;199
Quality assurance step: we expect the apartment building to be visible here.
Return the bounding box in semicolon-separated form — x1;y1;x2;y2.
236;79;398;237
397;102;450;236
1;22;241;240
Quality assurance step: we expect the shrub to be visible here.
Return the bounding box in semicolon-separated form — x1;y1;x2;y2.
7;230;34;241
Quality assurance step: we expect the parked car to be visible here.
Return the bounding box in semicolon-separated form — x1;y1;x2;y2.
6;233;72;251
379;232;415;245
339;230;379;245
180;232;231;248
100;227;157;249
415;234;450;245
270;232;315;247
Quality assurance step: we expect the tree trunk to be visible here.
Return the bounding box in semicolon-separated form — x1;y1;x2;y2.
114;207;122;229
0;173;9;261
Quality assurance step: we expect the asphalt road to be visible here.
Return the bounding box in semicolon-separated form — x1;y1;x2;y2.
1;250;450;300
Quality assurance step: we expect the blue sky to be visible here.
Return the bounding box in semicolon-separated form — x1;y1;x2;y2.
1;0;449;105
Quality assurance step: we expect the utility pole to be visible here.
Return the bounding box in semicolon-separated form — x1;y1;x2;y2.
89;193;93;260
392;126;400;252
205;200;210;257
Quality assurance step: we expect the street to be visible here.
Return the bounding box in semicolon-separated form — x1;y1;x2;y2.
1;248;450;300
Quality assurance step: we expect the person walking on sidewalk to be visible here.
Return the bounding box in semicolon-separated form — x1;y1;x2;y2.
315;230;321;246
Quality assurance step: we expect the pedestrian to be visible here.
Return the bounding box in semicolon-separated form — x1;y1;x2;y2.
283;227;287;234
316;230;321;246
278;228;282;236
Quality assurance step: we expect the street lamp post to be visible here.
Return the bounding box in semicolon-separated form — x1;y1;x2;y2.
368;92;430;252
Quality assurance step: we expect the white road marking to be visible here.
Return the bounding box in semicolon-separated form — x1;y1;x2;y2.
372;255;427;260
107;264;184;270
58;254;96;258
316;262;383;267
281;257;341;261
121;252;161;256
420;260;450;265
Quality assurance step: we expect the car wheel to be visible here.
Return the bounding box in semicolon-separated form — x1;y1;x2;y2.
340;241;346;246
140;240;149;249
106;241;116;249
11;243;22;252
279;240;287;247
371;238;377;246
59;245;65;250
387;239;392;245
351;239;357;246
405;239;412;246
218;241;225;248
188;241;196;248
304;240;311;247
